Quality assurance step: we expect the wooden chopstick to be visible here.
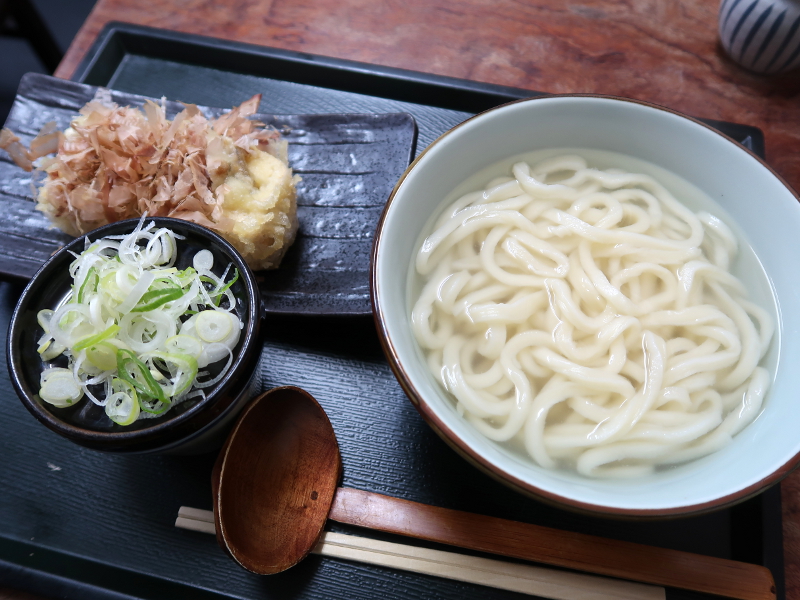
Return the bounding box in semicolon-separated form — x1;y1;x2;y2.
176;507;664;600
329;487;777;600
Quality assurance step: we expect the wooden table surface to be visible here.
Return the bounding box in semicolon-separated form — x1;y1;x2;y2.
6;0;800;598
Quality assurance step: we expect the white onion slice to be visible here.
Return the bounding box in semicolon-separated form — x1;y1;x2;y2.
39;368;83;407
193;249;214;272
49;303;93;348
196;310;233;343
193;344;233;388
105;391;139;425
118;310;174;354
116;271;155;314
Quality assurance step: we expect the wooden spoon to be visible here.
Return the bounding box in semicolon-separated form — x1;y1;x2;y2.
213;386;776;600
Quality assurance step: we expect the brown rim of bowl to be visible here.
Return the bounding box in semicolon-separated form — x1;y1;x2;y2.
370;93;800;518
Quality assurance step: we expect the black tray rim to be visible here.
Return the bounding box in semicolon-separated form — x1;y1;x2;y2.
13;19;775;600
72;22;539;114
71;21;767;160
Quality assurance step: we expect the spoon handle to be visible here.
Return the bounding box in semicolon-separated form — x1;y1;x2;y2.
328;487;775;600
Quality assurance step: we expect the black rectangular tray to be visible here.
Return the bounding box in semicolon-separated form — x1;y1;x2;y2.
0;21;784;600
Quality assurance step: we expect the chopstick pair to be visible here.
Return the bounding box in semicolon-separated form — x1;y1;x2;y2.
176;506;664;600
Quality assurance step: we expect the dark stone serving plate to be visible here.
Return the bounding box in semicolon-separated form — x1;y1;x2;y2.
0;73;418;316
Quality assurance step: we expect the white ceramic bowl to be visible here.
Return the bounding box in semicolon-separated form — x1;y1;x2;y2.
371;95;800;517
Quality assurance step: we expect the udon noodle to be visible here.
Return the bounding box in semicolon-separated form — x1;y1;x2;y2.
411;153;774;478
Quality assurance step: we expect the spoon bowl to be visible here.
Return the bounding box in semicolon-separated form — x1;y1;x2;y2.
215;386;341;574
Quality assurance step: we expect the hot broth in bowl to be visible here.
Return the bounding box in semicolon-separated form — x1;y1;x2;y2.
372;96;798;516
409;148;777;479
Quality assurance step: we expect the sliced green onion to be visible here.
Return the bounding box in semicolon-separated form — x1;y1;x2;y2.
212;268;239;306
77;266;98;304
116;271;155;314
39;367;83;407
164;334;203;358
73;324;120;353
139;396;171;415
99;270;125;302
146;351;198;397
37;309;54;332
36;220;244;426
37;337;66;361
85;340;124;371
196;310;234;343
105;378;140;425
117;348;166;404
175;267;196;287
193;249;214;271
130;286;184;312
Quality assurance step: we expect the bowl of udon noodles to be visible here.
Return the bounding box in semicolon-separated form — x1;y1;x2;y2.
371;94;799;517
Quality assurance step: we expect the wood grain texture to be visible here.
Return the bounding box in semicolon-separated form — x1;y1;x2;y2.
55;0;800;192
329;487;776;600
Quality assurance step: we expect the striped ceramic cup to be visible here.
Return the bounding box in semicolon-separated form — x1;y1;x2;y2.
719;0;800;73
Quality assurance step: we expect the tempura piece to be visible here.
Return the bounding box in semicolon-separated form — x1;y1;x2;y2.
1;93;299;270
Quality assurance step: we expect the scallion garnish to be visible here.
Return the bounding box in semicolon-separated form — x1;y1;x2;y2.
36;218;244;425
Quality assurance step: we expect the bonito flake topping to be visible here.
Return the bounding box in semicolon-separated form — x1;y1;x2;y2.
0;93;299;270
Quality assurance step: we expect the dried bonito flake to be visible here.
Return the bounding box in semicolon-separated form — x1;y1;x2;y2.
0;93;299;270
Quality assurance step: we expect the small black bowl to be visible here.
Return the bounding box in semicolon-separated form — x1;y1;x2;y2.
7;217;262;454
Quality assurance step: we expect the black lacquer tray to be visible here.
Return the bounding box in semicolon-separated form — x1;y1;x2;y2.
0;22;784;600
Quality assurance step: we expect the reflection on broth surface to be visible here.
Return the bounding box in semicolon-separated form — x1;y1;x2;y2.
410;149;776;478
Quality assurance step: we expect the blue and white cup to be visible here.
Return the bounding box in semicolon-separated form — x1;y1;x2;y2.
719;0;800;73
